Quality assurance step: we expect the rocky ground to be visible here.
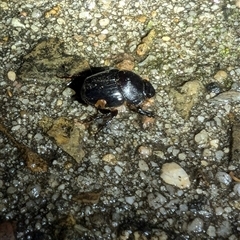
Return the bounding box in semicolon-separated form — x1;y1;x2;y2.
1;0;240;239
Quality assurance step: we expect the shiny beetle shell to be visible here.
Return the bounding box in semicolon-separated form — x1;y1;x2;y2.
68;67;155;117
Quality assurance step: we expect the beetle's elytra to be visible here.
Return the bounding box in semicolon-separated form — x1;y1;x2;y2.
68;67;155;117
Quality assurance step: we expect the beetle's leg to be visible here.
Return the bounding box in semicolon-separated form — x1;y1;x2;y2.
98;109;118;125
128;105;154;118
136;107;154;118
93;109;118;135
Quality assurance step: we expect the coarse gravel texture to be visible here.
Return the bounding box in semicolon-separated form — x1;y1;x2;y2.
1;0;240;239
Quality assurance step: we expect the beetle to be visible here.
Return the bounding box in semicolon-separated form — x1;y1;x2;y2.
68;67;155;118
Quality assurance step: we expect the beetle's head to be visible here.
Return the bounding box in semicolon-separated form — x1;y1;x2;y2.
143;80;155;98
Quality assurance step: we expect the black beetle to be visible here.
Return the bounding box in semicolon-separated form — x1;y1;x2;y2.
68;67;155;118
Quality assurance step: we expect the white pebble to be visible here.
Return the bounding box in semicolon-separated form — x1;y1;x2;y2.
34;133;43;141
215;207;223;216
7;71;16;81
233;183;240;196
57;18;65;25
99;18;110;27
187;217;204;233
178;153;186;160
58;184;65;190
236;0;240;8
11;17;25;28
138;146;152;157
160;162;190;189
210;139;219;148
207;225;216;237
215;150;224;160
31;9;42;18
114;166;123;176
125;196;135;205
194;129;209;144
31;24;39;32
11;125;20;131
138;160;149;171
174;6;185;13
21;98;29;105
216;220;231;237
215;171;232;185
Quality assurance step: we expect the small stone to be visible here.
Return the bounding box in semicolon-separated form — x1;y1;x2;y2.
114;166;123;176
162;36;171;41
7;71;16;81
136;15;147;23
99;18;110;27
194;129;209;145
160;162;190;189
57;18;65;25
102;153;117;165
207;226;216;237
125;196;135;205
187;217;204;233
138;160;149;171
138;146;152;157
236;0;240;8
32;9;42;18
62;87;73;97
214;70;227;82
98;34;107;41
56;99;63;106
215;171;232;185
11;17;25;28
148;192;167;209
174;6;185;13
210;139;219;148
7;186;16;194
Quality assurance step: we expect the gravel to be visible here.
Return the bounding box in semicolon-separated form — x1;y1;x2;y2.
1;0;240;239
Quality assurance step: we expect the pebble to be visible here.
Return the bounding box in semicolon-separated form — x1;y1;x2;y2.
215;171;232;185
207;225;216;237
236;0;240;8
210;139;219;148
138;146;152;157
187;217;204;233
214;70;227;82
209;91;240;103
7;71;16;81
125;196;135;205
98;34;107;41
114;166;123;176
99;18;110;27
233;183;240;196
216;220;231;237
11;125;20;131
56;99;63;106
11;17;25;28
138;160;149;171
102;153;117;165
34;133;43;141
57;18;65;25
162;36;171;41
160;162;190;189
194;129;209;145
31;9;42;18
7;186;16;194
